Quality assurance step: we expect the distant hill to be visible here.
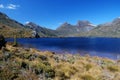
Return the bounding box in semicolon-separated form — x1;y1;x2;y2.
78;18;120;37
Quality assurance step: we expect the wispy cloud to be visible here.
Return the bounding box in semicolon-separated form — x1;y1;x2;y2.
6;4;20;10
0;4;20;10
0;4;4;8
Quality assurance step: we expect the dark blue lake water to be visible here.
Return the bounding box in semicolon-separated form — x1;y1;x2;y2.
6;37;120;60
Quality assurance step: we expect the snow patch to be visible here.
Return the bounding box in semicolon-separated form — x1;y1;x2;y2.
25;21;30;24
89;24;96;26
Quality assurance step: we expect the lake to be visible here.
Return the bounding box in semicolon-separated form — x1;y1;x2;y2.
6;37;120;60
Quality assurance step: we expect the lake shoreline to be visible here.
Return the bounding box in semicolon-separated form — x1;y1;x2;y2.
5;36;120;39
0;44;120;80
6;37;120;60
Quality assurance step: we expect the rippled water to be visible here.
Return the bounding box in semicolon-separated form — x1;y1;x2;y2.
6;37;120;59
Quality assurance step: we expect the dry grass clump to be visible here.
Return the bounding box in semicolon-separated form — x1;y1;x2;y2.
0;44;120;80
84;63;92;71
54;62;78;79
81;74;96;80
107;65;119;72
0;45;56;80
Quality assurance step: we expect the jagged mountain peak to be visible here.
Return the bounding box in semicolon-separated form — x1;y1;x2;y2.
77;20;90;24
61;22;71;26
76;20;96;27
57;22;74;30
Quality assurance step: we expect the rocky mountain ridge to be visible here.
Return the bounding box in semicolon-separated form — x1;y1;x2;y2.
1;11;120;37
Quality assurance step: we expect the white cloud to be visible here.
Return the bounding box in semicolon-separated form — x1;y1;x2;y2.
6;4;20;9
0;4;20;10
0;4;4;8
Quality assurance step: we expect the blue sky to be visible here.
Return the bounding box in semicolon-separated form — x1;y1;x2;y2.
0;0;120;29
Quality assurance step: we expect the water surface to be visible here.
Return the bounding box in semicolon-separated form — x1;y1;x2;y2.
6;37;120;59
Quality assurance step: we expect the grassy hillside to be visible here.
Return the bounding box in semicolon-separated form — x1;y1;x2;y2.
0;44;120;80
0;23;32;38
0;12;33;38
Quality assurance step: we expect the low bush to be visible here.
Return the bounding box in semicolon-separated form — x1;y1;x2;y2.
39;55;47;61
85;64;92;71
81;74;95;80
44;67;55;78
107;66;119;72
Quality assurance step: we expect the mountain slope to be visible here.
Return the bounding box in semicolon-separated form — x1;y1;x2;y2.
79;18;120;37
76;20;96;31
25;22;57;37
56;21;95;37
0;12;32;38
0;12;24;28
56;22;78;37
2;12;120;38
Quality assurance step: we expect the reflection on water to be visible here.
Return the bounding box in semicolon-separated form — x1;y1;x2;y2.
6;37;120;60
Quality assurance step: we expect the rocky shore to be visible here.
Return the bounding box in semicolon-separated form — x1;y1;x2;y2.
0;44;120;80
